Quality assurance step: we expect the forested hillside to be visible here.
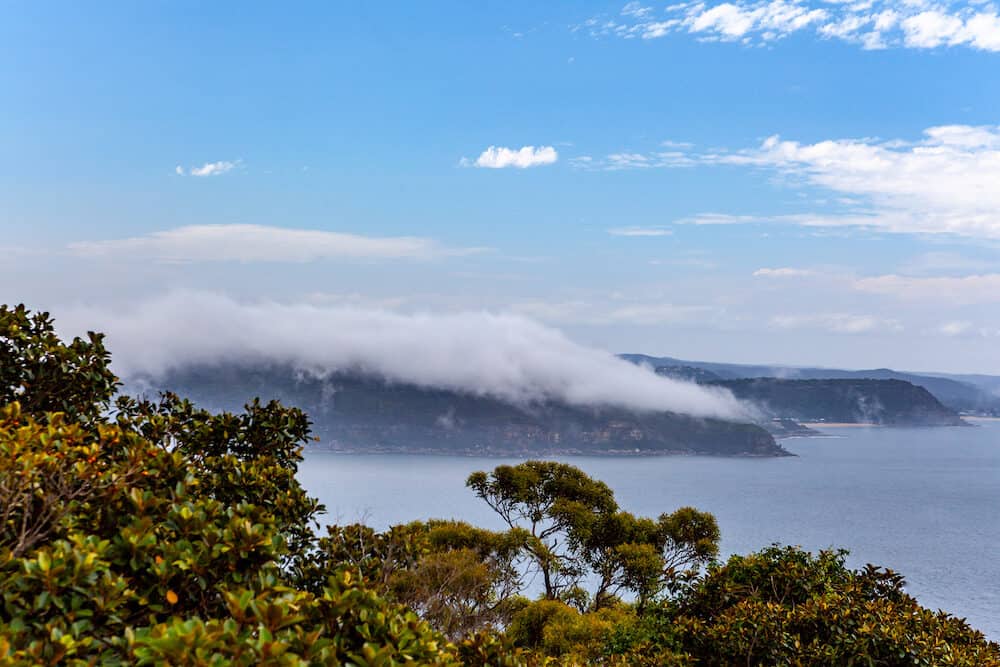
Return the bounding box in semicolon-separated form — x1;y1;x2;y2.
132;364;787;457
710;378;966;425
625;354;1000;415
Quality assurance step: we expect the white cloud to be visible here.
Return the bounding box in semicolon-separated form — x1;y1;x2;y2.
68;224;478;263
56;291;750;420
853;273;1000;304
607;152;654;169
572;150;696;170
608;226;675;236
582;0;1000;50
509;298;718;326
753;267;817;277
622;1;654;18
467;145;558;169
684;1;828;38
604;303;718;325
902;10;965;46
770;312;903;333
937;320;974;336
677;213;768;225
176;160;241;177
606;125;1000;239
900;252;997;274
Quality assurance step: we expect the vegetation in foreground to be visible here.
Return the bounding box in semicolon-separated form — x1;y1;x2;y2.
0;303;997;666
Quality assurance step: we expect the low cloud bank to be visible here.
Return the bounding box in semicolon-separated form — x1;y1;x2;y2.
58;292;750;421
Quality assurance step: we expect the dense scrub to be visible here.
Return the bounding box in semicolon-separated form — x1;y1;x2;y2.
1;303;997;666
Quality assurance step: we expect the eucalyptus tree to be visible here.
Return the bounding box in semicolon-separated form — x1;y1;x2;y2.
467;460;617;601
467;460;720;611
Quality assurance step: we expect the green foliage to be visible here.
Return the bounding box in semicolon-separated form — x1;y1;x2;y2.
455;630;540;667
0;304;118;424
616;545;1000;666
0;305;459;666
127;570;459;666
113;392;324;577
0;403;289;663
468;461;720;612
314;520;530;639
507;600;581;651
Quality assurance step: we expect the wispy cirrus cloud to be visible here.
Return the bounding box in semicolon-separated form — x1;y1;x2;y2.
937;320;975;336
68;224;480;263
571;150;695;171
752;266;1000;305
175;160;242;177
899;252;999;275
510;298;721;327
753;267;817;278
463;145;558;169
769;312;903;334
579;0;1000;51
607;226;674;237
853;273;1000;304
583;124;1000;239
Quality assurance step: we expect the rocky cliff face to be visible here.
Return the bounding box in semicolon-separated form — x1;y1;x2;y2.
126;364;789;457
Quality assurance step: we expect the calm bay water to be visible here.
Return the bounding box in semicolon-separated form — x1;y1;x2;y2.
299;420;1000;639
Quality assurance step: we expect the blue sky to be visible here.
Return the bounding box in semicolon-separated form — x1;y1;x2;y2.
4;1;1000;373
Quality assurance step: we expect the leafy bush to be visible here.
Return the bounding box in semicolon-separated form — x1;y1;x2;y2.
630;546;1000;666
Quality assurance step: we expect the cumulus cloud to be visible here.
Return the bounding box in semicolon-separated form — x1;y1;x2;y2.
67;224;479;263
581;0;1000;51
176;160;241;177
56;291;750;420
467;145;558;169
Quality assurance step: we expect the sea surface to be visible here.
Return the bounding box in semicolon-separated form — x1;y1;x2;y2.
299;420;1000;639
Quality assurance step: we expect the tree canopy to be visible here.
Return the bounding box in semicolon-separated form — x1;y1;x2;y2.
0;302;997;666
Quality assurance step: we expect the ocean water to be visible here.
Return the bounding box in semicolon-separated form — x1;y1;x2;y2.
298;420;1000;639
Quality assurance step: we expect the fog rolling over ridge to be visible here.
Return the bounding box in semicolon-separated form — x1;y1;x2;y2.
60;291;750;421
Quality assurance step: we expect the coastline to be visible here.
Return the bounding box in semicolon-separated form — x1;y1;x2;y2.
305;445;794;458
803;420;975;428
800;422;879;428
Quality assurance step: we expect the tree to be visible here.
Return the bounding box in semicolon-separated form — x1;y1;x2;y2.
315;520;530;639
468;461;720;613
0;305;460;665
113;392;324;579
662;546;999;666
0;304;117;424
467;461;617;600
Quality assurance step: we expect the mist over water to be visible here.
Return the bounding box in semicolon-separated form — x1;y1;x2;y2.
298;422;1000;640
58;291;750;420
